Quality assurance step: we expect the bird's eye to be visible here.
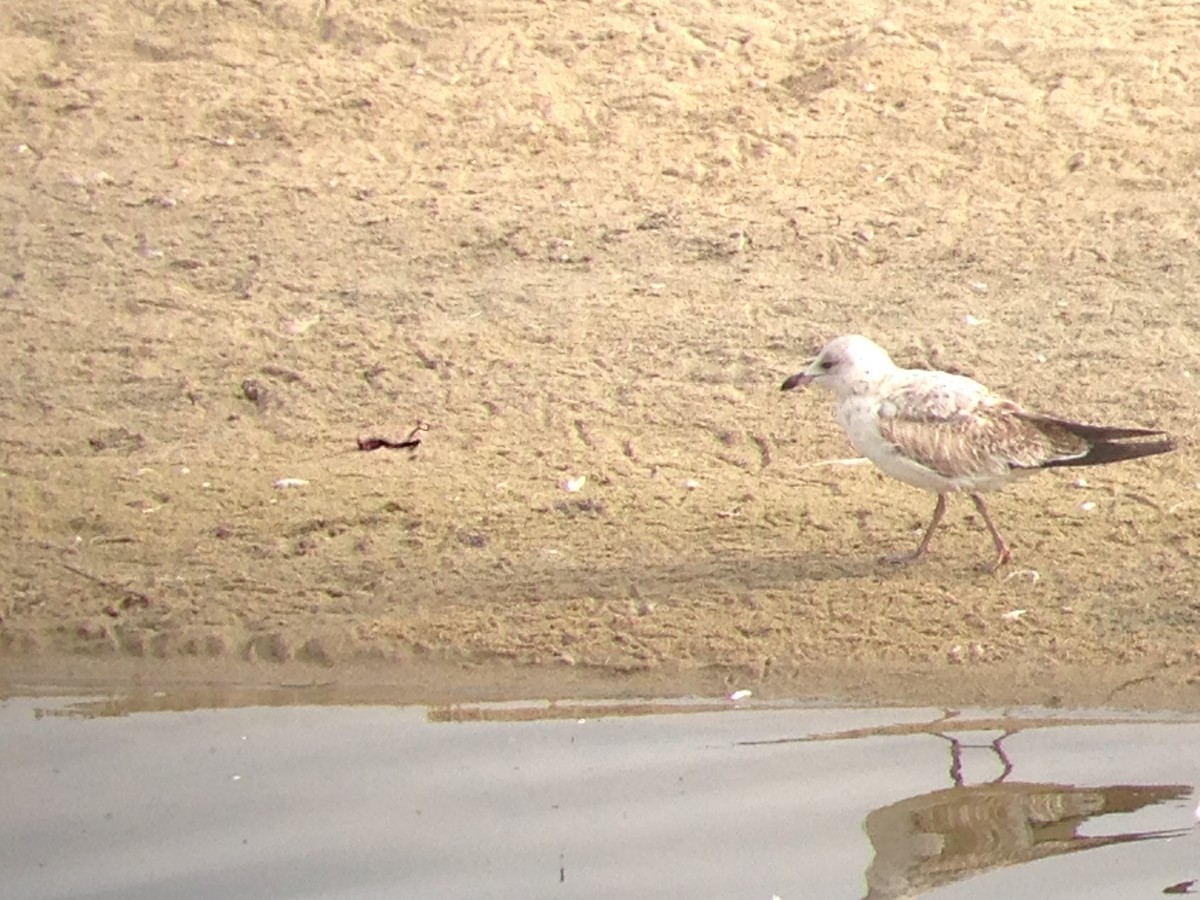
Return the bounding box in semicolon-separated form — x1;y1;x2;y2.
818;358;834;371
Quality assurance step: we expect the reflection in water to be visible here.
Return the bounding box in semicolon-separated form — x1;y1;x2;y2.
426;698;737;723
25;689;743;722
860;730;1190;900
864;780;1187;899
742;712;1193;898
6;693;1197;898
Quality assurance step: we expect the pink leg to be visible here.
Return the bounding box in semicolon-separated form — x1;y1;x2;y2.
971;493;1013;570
884;494;947;565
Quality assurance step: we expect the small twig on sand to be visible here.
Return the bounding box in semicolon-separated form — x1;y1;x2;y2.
794;457;870;470
60;562;153;609
357;421;429;453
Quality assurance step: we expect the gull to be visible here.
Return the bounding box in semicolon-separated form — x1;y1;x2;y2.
781;335;1175;569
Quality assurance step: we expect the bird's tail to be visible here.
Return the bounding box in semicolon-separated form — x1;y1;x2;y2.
1019;413;1178;468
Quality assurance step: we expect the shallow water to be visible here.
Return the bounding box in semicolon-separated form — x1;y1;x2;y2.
4;695;1197;899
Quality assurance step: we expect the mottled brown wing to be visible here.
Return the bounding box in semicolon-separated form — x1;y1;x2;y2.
877;378;1089;478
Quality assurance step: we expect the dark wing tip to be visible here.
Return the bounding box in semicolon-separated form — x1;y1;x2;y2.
1015;412;1170;442
1040;435;1177;469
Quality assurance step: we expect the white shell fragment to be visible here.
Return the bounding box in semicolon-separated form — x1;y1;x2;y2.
728;690;752;702
286;315;321;335
561;476;586;493
1003;569;1040;584
273;477;308;489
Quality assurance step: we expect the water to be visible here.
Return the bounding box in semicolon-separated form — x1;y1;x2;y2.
3;694;1197;899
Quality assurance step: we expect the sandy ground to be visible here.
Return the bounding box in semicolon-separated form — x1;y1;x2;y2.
2;0;1199;709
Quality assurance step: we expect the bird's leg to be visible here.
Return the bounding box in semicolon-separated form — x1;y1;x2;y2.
970;493;1013;571
883;494;947;565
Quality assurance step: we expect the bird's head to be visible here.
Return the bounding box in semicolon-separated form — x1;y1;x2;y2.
781;334;896;398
